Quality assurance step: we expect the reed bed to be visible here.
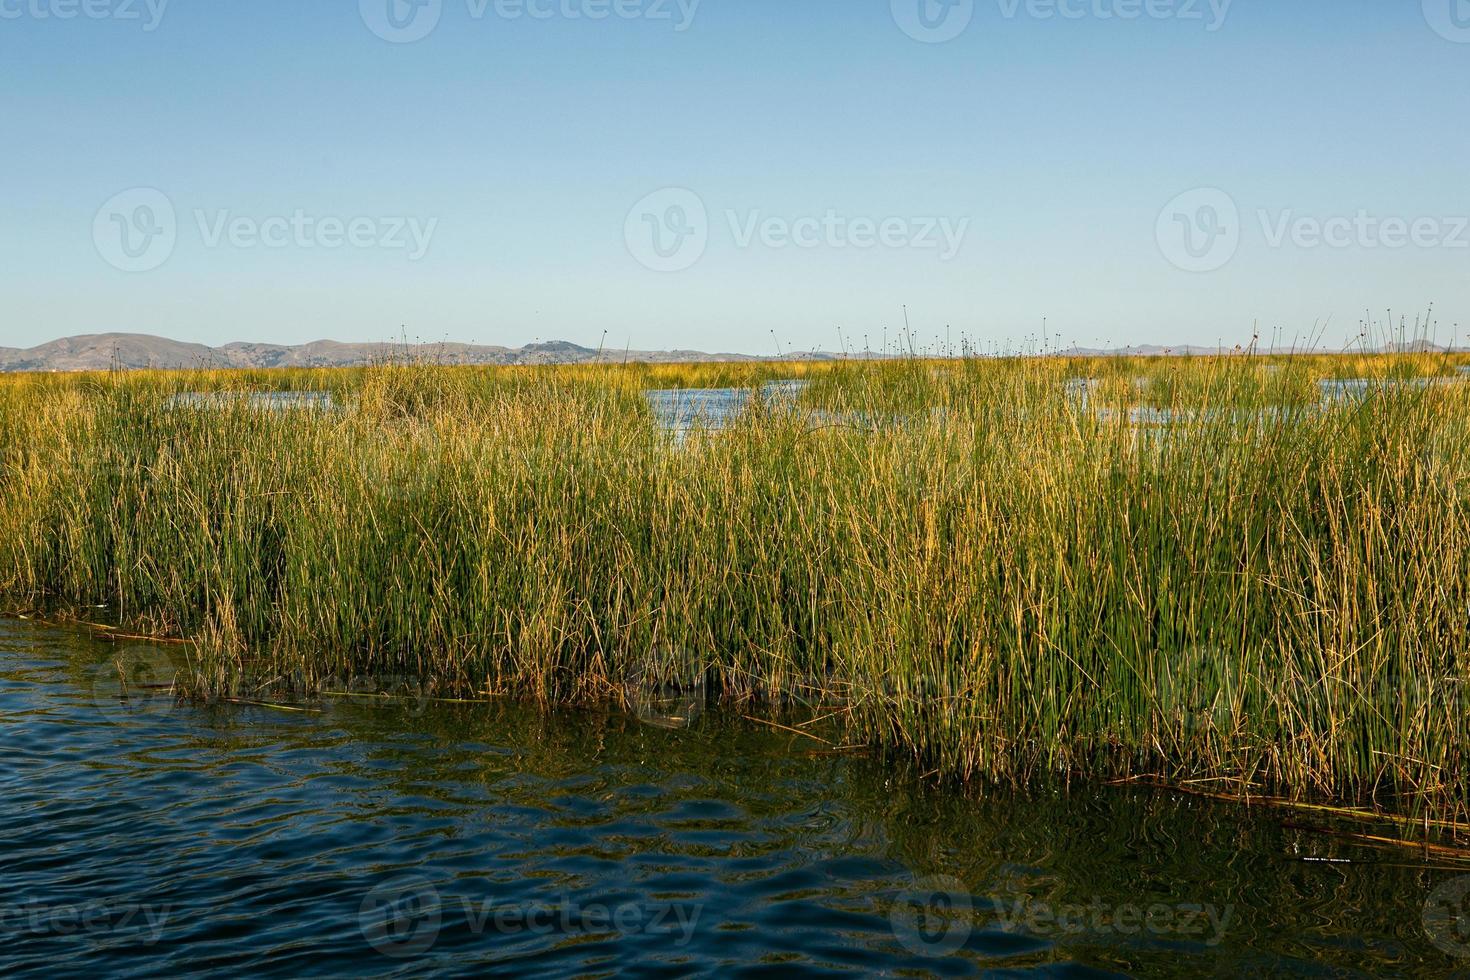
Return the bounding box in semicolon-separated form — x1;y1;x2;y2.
3;354;1469;826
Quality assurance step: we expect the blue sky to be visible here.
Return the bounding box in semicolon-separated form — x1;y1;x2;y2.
2;1;1468;354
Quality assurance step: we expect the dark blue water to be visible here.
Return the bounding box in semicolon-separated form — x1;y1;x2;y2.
2;619;1465;976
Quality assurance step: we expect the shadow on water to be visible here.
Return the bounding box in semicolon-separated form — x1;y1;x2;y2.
2;620;1466;976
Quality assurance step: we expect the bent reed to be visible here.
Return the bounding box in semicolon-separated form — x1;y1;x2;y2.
3;354;1469;826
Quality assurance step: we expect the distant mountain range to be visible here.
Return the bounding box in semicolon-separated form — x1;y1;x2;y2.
0;333;816;373
1056;341;1457;357
0;333;1457;373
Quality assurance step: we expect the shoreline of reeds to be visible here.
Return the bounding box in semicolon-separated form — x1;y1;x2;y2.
4;354;1470;831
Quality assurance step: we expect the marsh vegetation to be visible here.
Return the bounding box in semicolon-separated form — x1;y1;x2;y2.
3;353;1469;829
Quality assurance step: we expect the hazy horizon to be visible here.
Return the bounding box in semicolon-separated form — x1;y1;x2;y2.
5;1;1468;356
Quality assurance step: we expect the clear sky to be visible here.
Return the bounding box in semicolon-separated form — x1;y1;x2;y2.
3;0;1468;354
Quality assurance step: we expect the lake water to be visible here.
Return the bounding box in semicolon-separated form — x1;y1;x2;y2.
3;619;1464;976
1062;376;1470;429
165;384;798;433
646;375;1470;436
644;381;807;433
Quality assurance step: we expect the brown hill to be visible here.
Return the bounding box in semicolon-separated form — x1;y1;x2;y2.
0;334;791;373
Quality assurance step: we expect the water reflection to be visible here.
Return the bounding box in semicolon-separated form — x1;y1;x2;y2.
0;620;1461;975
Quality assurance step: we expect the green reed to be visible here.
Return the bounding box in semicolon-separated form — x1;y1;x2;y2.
2;354;1469;825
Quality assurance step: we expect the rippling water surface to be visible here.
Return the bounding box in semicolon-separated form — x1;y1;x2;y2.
1;620;1462;976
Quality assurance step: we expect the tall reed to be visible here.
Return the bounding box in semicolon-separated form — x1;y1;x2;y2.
2;354;1468;824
